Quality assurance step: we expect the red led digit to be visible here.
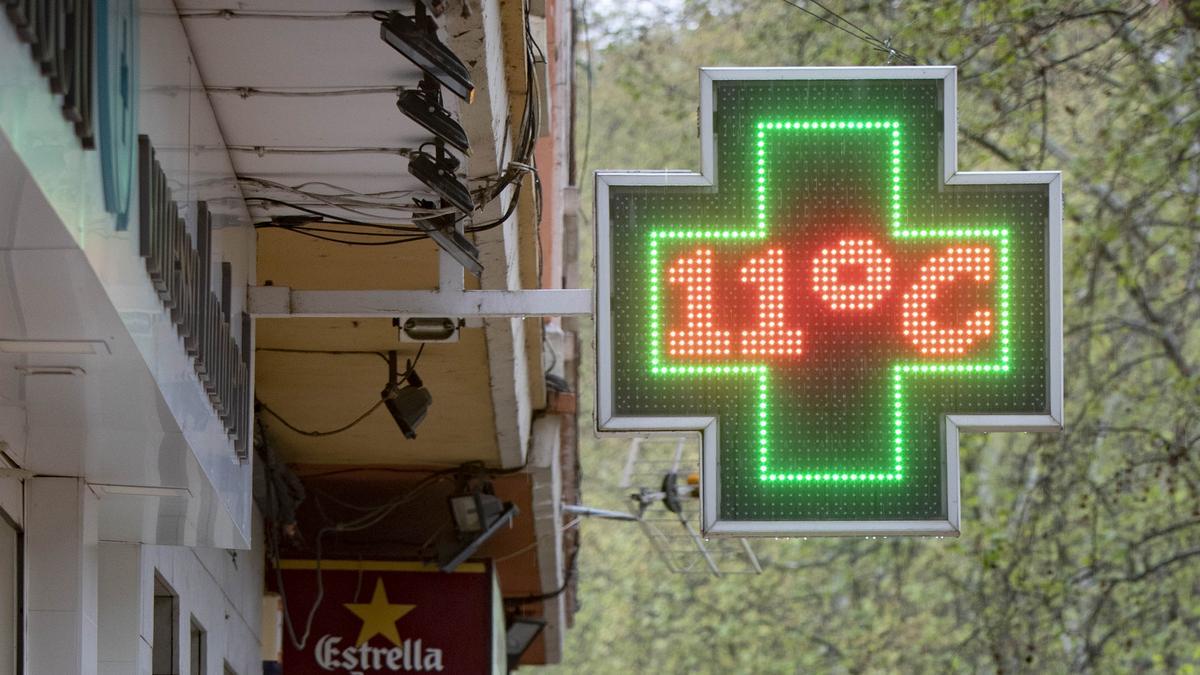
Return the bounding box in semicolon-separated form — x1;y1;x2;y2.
667;248;731;357
902;246;994;356
811;239;893;310
740;248;802;356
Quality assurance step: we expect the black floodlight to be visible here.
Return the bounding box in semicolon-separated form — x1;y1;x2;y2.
398;77;470;154
438;502;518;573
408;142;474;215
378;4;475;102
437;469;519;572
506;617;547;671
413;197;482;276
449;490;505;534
381;351;431;439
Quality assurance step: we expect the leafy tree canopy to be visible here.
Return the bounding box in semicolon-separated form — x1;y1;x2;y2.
552;1;1200;672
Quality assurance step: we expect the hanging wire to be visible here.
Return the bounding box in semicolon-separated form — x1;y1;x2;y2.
240;176;459;241
207;86;404;98
779;0;919;65
253;219;430;247
258;399;387;438
576;0;594;187
267;179;428;199
267;463;460;651
254;226;429;247
247;197;427;230
239;176;450;216
256;345;425;437
225;145;413;156
257;348;391;365
178;9;378;20
227;1;547;246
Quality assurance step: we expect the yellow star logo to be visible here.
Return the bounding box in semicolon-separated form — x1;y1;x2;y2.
343;578;415;646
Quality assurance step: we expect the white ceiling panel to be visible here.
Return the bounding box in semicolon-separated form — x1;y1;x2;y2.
180;13;425;87
178;1;467;198
207;93;431;148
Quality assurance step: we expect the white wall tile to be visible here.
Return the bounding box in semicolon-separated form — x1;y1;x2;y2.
98;543;142;664
27;610;81;673
25;478;85;612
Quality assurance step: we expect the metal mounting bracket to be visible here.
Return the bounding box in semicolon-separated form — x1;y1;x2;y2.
248;286;593;319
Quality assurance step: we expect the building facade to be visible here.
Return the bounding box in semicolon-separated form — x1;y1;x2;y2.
0;0;580;672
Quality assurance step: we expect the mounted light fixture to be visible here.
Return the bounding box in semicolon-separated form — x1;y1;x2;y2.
412;197;483;276
448;490;505;534
398;317;460;343
381;350;431;439
408;141;474;215
438;470;519;572
378;3;475;102
506;616;547;671
398;76;470;154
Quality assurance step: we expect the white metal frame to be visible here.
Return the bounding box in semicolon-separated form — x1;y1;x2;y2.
247;212;594;320
594;66;1064;538
247;286;592;318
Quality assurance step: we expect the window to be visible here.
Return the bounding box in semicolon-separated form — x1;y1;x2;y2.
189;618;205;675
152;576;179;675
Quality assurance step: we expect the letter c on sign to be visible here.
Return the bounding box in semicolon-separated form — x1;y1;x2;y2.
902;246;994;356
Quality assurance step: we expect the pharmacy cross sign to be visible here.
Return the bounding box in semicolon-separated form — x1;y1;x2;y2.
595;67;1063;537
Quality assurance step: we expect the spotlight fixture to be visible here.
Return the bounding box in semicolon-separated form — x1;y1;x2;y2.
408;141;474;215
398;76;470;154
378;3;475;102
381;350;431;439
506;616;547;671
438;470;519;572
412;197;482;276
448;489;505;534
397;317;460;343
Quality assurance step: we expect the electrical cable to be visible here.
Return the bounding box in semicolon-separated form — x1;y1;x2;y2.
259;399;385;438
256;345;424;437
226;145;413;156
576;0;594;187
461;0;543;224
271;466;457;651
297;466;462;480
179;9;378;20
464;183;523;233
241;176;452;220
778;0;919;65
248;198;426;230
257;225;422;239
254;225;429;247
207;85;404;98
240;177;440;205
256;347;391;366
271;180;427;199
241;3;546;243
503;546;580;605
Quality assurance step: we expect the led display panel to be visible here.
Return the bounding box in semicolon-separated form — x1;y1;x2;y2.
595;68;1063;537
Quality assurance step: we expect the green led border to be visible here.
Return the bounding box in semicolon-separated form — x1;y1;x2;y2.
643;120;1013;484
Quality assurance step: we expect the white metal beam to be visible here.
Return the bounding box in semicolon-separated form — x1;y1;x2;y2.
247;286;592;318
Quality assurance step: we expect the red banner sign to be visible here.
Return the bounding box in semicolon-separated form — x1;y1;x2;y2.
279;560;493;674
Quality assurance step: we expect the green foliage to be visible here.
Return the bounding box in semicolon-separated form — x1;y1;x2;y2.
551;1;1200;672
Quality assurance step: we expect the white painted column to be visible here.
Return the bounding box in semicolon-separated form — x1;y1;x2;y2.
25;477;99;675
98;543;148;675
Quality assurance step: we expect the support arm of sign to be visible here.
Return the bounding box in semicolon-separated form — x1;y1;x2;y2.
247;286;593;318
